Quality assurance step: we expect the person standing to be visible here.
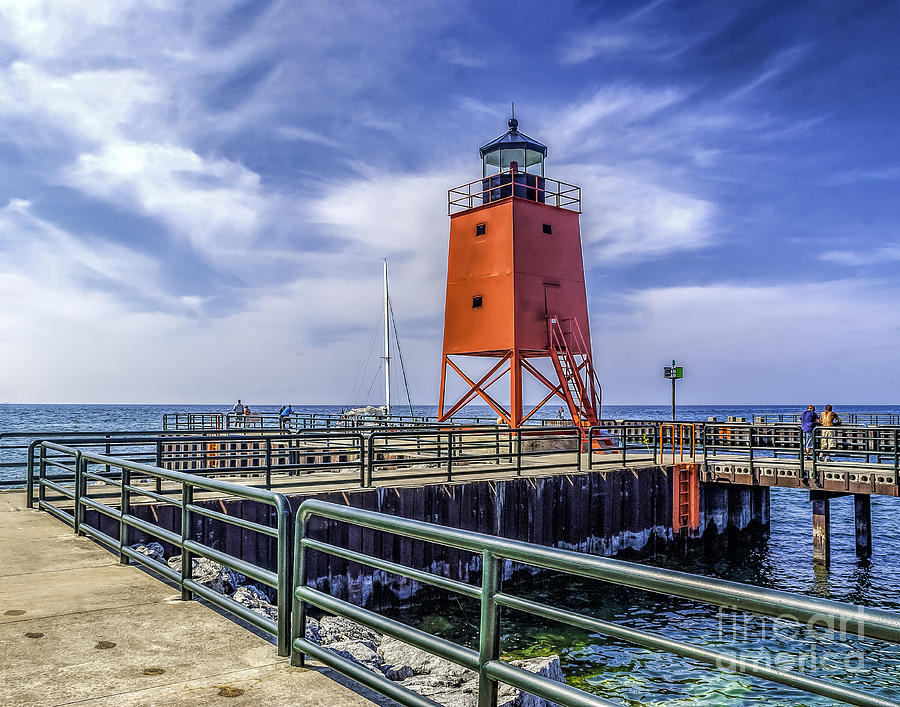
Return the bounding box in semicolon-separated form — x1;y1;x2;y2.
233;399;243;428
280;404;293;429
820;404;842;461
800;405;819;462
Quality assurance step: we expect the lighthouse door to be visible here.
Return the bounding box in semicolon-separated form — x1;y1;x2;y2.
543;282;561;318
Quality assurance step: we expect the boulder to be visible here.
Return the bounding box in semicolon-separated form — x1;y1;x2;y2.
129;541;164;563
378;636;470;682
317;615;380;646
498;656;564;707
231;586;277;622
327;639;384;674
166;555;246;594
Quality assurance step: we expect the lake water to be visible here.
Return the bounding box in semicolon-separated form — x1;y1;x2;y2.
3;403;900;704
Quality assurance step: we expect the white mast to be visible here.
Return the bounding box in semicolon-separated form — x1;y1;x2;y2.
383;258;391;416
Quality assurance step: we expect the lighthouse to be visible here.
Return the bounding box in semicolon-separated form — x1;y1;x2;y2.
438;117;602;433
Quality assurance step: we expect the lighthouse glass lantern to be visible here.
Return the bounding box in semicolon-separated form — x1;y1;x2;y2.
480;118;547;204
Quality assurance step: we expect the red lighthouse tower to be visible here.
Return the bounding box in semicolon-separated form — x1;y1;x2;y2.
438;118;602;432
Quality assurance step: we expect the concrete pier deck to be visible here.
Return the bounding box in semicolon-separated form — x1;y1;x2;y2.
0;491;375;706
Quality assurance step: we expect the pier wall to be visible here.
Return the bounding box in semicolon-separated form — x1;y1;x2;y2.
81;467;769;606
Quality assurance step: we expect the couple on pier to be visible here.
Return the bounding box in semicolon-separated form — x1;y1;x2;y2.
801;404;841;462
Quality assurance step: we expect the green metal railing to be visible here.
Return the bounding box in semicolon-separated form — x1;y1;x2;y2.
365;426;581;486
292;499;900;707
36;442;295;656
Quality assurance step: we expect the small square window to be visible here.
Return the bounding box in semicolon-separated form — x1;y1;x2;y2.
472;295;483;308
476;223;487;236
542;223;552;234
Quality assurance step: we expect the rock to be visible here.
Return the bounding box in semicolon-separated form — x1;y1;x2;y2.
166;556;246;594
306;618;564;707
398;673;478;706
419;614;454;634
317;615;380;646
498;656;564;707
378;636;470;682
129;542;164;563
302;616;321;644
231;586;278;622
327;639;384;674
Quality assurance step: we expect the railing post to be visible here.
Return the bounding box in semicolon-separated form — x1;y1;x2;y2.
748;424;755;482
588;428;594;470
73;450;85;535
155;438;163;494
119;465;130;564
447;430;454;482
105;434;111;477
358;434;366;487
621;424;628;466
265;438;272;490
363;435;374;487
181;481;193;601
26;439;39;508
812;428;819;487
895;429;899;487
575;428;582;470
291;508;309;667
478;550;500;707
516;428;522;475
275;495;293;658
38;444;47;506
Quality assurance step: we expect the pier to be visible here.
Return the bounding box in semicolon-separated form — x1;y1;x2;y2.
2;413;900;705
0;490;372;706
6;412;895;571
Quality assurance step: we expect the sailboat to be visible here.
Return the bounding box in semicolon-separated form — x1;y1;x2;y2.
344;259;414;420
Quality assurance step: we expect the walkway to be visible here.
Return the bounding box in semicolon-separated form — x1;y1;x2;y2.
0;491;376;706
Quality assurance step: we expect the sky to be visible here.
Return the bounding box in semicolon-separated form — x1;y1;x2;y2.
1;0;899;406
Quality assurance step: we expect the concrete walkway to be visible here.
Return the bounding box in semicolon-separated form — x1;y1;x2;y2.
0;491;377;706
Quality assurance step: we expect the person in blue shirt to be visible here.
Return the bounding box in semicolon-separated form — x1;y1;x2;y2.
800;405;819;461
279;404;293;429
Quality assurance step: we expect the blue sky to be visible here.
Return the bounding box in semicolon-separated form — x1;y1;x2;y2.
1;0;899;405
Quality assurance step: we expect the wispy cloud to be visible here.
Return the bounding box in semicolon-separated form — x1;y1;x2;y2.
820;167;900;186
558;0;670;65
820;244;900;266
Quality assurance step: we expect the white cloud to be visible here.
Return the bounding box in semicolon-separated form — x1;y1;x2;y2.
0;62;162;146
0;198;165;301
558;1;669;65
563;163;715;262
819;244;900;266
309;166;465;316
820;167;900;186
560;32;646;65
540;85;685;160
63;140;271;255
593;279;900;404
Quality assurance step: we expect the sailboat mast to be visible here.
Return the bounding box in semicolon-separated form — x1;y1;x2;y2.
383;258;391;415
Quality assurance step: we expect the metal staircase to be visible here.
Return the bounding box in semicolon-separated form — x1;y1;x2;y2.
547;315;601;432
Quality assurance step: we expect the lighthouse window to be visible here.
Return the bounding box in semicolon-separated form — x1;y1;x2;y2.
542;223;552;234
475;223;486;236
472;295;483;309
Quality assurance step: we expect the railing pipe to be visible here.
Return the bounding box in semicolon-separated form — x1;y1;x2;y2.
119;464;130;564
26;439;39;508
478;550;501;707
74;450;85;535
